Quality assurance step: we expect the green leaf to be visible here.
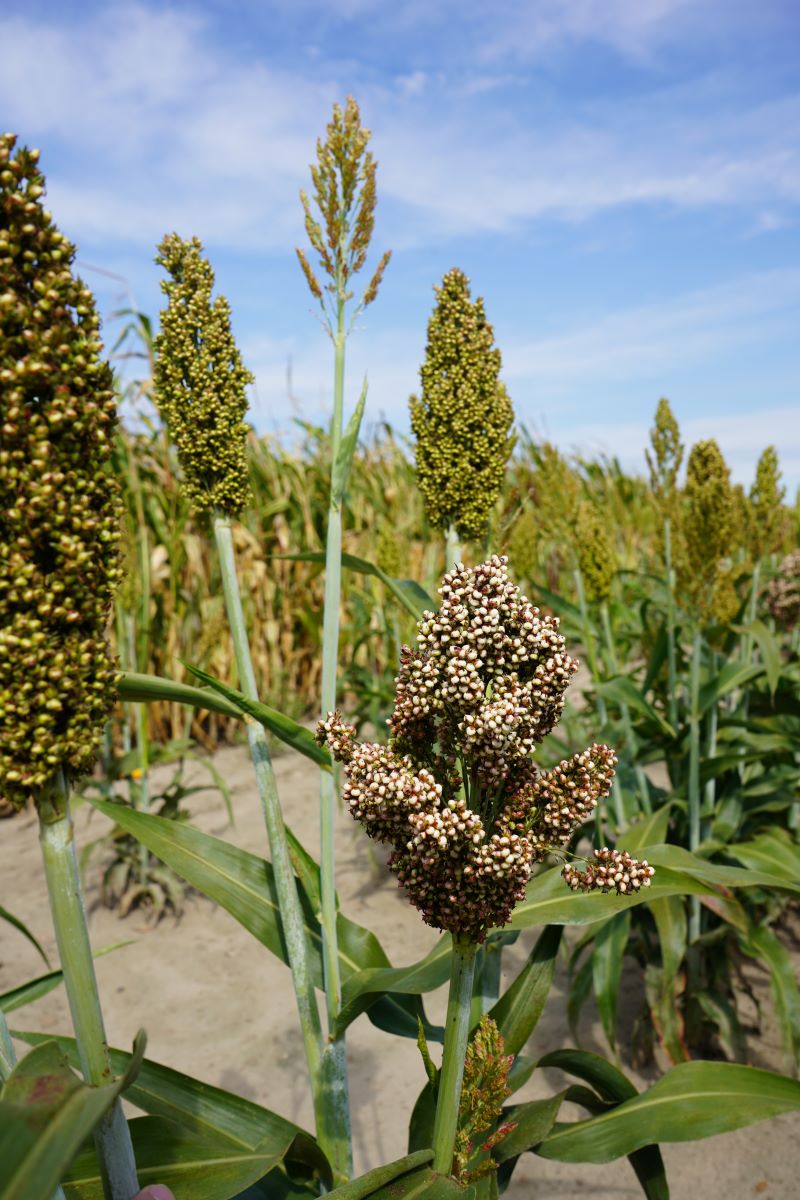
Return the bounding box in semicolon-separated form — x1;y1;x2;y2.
0;1033;144;1200
279;552;434;621
567;956;593;1046
322;1151;433;1198
84;801;378;991
493;1091;567;1162
622;804;673;852
509;861;716;930
488;926;562;1058
536;1061;800;1163
63;1116;289;1200
332;377;368;503
592;911;631;1052
528;581;583;624
741;925;800;1066
733;620;782;694
595;677;676;739
183;665;332;770
1;942;132;1014
730;831;800;886
644;964;688;1066
0;908;50;970
119;671;242;719
535;1050;668;1197
641;844;800;895
649;895;686;981
697;661;762;715
12;1031;320;1168
335;937;453;1038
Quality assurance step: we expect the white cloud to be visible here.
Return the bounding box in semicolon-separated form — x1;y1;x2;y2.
503;269;800;386
1;4;798;252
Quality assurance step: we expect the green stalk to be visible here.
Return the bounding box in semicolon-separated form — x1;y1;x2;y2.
446;524;462;570
574;570;620;835
702;647;718;841
740;560;761;723
0;1007;15;1083
37;772;138;1200
688;628;702;942
664;517;679;735
600;602;651;815
432;938;479;1176
212;517;324;1125
317;292;354;1181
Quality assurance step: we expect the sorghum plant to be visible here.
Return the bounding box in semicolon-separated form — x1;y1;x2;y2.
749;445;787;562
154;235;327;1155
410;268;514;564
646;398;684;730
0;134;138;1196
296;95;391;1180
318;556;653;1176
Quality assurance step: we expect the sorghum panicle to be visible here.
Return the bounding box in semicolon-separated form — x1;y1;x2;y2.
563;846;655;894
296;96;391;313
0;134;121;808
154;234;253;516
410;269;514;543
453;1015;515;1183
574;501;615;604
766;549;800;630
681;438;737;624
749;446;787;559
646;397;683;503
318;557;652;941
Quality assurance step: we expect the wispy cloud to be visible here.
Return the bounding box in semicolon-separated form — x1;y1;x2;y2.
1;4;798;252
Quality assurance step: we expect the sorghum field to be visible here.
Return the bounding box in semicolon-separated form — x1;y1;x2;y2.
1;98;799;1200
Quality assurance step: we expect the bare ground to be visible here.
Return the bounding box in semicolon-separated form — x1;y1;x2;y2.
2;742;798;1199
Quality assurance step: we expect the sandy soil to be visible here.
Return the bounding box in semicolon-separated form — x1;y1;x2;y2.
2;742;799;1199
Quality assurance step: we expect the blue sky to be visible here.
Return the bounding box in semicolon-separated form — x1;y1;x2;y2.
2;0;799;490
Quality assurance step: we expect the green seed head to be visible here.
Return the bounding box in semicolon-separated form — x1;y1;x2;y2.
297;95;391;321
682;438;736;623
410;268;515;543
154;234;253;516
749;446;786;559
574;501;615;604
645;397;683;504
0;134;121;809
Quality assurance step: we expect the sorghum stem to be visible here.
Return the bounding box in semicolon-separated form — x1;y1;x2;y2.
664;517;679;737
688;628;702;941
212;517;324;1120
600;601;651;815
38;772;138;1200
446;525;462;570
0;1007;15;1083
574;570;620;834
702;646;718;842
433;938;478;1175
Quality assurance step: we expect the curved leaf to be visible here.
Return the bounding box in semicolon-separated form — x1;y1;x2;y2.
488;925;562;1058
595;678;676;739
183;666;332;770
278;552;434;621
0;1034;144;1200
592;910;631;1052
1;942;133;1015
0;907;50;969
86;800;382;988
494;1091;567;1163
324;1151;433;1199
641;844;800;895
335;938;453;1038
537;1061;800;1163
63;1116;287;1200
119;672;241;719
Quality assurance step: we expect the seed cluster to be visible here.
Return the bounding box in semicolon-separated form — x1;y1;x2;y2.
0;134;121;808
410;269;514;543
154;234;253;516
766;549;800;630
574;501;615;604
681;438;737;625
563;847;655;895
318;557;652;941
